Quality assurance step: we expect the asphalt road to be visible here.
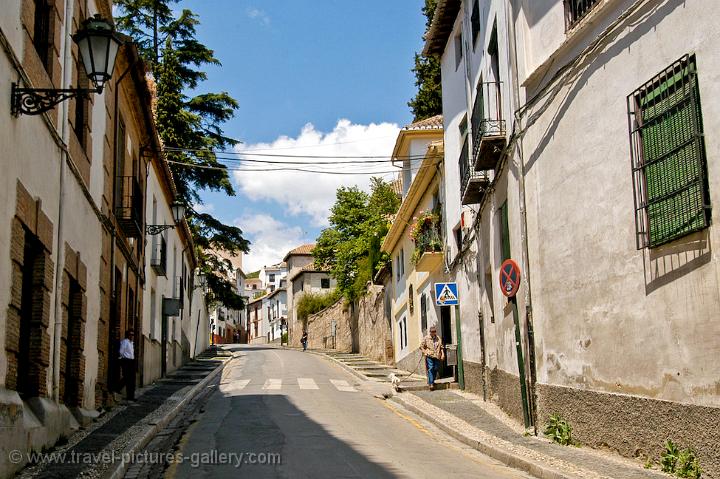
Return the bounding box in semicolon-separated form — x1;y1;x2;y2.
165;345;532;479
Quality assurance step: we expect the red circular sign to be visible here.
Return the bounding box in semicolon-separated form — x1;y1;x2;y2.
499;259;521;297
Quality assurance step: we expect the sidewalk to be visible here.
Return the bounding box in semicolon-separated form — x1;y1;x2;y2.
17;346;233;479
391;389;669;479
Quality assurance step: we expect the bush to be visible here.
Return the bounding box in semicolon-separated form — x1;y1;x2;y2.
661;440;702;478
544;414;575;446
297;290;341;325
281;332;288;344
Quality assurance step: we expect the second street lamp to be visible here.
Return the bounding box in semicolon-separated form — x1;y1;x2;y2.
146;201;187;235
11;14;123;116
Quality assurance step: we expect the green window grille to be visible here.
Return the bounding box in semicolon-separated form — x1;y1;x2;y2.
628;55;710;249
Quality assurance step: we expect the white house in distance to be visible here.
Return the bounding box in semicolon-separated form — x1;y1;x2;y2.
259;262;287;293
263;287;287;343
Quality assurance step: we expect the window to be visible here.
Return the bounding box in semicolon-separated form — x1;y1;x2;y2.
628;55;710;249
399;316;408;350
499;202;511;261
33;0;52;70
471;0;480;48
73;60;89;148
408;284;414;315
454;224;463;251
321;278;330;289
454;31;463;70
150;289;157;339
565;0;600;30
421;293;428;334
269;273;276;282
400;248;405;277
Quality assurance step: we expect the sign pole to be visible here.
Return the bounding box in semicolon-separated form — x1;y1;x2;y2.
511;296;531;428
454;304;465;390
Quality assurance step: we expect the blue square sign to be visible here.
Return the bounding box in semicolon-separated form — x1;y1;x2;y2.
434;282;459;306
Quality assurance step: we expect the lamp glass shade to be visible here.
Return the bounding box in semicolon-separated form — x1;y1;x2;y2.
73;16;122;91
171;203;186;223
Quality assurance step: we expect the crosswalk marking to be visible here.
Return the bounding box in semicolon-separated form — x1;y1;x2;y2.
219;379;250;394
263;379;282;390
329;379;356;392
298;378;319;390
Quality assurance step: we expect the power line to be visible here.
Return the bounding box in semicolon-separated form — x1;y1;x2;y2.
162;146;430;160
230;135;398;152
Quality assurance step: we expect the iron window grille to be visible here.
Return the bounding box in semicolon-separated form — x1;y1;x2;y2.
565;0;600;30
628;54;710;249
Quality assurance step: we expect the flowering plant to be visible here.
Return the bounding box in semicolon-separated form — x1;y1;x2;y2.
410;210;443;264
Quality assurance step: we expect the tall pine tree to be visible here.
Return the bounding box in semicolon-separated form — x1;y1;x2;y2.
115;0;249;308
408;0;442;121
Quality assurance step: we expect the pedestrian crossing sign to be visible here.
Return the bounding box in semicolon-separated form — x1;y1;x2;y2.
434;282;459;306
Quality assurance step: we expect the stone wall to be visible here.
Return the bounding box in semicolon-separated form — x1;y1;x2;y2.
356;285;393;365
306;299;352;352
536;384;720;478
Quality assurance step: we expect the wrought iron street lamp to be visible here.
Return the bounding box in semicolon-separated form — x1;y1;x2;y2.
11;15;123;116
146;201;187;235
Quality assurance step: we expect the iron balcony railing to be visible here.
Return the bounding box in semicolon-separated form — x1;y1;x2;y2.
460;137;490;205
115;176;144;238
150;235;167;275
565;0;600;29
471;81;506;167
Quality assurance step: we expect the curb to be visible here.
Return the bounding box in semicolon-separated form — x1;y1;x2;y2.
390;393;576;479
104;357;230;479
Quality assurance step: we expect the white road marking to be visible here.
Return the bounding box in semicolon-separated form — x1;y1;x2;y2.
297;378;319;390
263;379;282;390
219;379;250;394
330;379;357;392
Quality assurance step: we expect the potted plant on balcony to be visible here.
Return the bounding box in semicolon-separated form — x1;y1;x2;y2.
410;210;443;265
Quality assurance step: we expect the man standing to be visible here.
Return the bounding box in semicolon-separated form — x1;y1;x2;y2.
420;326;444;390
118;330;136;401
301;330;308;351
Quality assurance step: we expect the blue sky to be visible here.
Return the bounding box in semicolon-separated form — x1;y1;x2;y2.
181;0;427;271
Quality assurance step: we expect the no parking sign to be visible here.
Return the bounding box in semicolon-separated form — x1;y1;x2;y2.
499;259;521;298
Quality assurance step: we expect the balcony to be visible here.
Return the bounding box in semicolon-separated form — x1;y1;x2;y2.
565;0;600;30
411;212;444;272
150;236;167;275
460;137;490;205
471;81;506;171
115;176;144;238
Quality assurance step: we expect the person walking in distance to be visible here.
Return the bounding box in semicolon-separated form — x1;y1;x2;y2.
118;330;136;401
301;330;308;351
420;326;444;390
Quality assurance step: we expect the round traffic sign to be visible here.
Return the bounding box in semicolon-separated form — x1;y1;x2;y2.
499;259;521;298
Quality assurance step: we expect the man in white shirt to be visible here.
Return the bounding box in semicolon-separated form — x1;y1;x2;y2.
117;330;136;401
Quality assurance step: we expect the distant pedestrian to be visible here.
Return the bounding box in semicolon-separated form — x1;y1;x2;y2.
301;331;308;351
420;326;444;390
117;330;136;401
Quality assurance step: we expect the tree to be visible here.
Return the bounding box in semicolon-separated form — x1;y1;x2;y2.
314;178;400;301
408;0;442;121
115;0;249;308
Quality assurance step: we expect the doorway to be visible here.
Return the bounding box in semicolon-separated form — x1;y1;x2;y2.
439;306;454;379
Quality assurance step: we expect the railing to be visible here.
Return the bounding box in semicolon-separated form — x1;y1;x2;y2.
565;0;600;29
150;235;167;275
460;136;490;205
471;81;506;162
115;176;144;238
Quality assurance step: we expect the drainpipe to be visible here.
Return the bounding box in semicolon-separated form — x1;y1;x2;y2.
506;1;538;434
51;0;75;404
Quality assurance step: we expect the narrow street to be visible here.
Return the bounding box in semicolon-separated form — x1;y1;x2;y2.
158;346;531;479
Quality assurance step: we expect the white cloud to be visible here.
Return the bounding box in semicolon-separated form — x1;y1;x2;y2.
246;7;270;26
232;119;400;226
194;203;215;214
235;214;306;272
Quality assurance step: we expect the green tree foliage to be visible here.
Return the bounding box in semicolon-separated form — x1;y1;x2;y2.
408;0;442;121
114;0;249;308
314;178;400;301
296;290;342;327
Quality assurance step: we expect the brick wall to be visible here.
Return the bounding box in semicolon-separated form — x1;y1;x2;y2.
306;299;352;352
5;181;54;398
357;285;394;365
60;243;87;407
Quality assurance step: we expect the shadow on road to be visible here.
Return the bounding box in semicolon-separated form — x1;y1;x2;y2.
170;393;401;478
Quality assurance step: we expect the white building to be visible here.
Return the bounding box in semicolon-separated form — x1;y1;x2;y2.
429;0;720;473
283;244;316;345
259;261;287;293
263;288;287;343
